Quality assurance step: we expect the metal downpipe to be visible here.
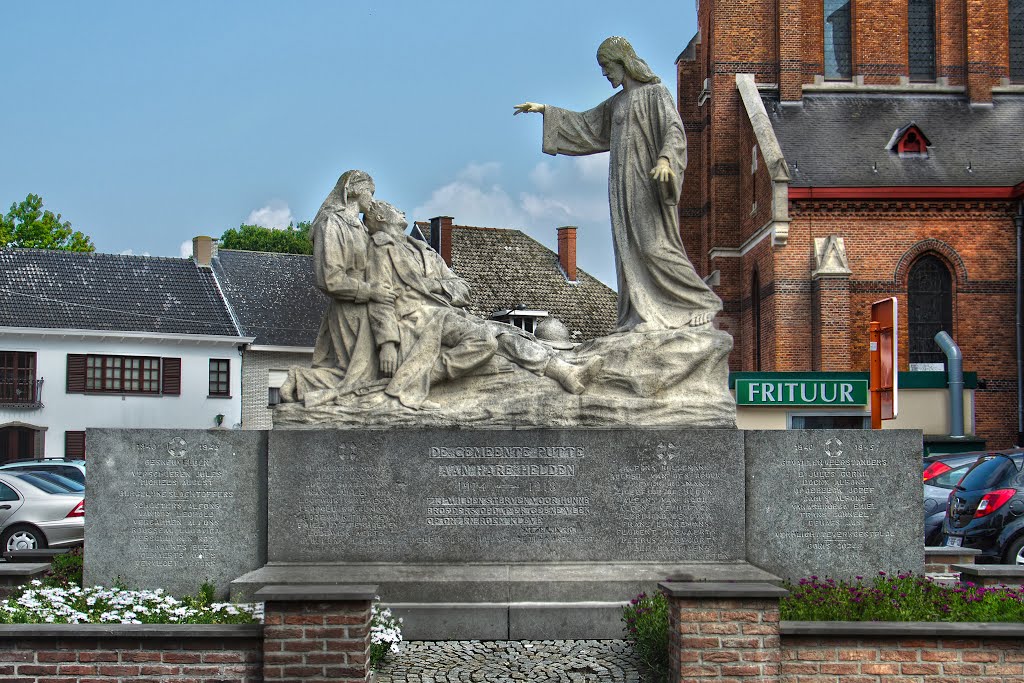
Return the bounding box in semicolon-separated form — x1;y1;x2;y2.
935;331;965;439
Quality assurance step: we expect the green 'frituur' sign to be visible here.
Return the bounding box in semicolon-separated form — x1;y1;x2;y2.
736;379;869;406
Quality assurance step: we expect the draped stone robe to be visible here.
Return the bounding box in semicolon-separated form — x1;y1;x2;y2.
542;82;722;331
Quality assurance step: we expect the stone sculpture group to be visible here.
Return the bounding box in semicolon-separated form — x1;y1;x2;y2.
277;36;735;428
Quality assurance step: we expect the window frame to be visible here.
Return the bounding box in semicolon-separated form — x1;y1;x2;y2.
1012;0;1024;83
84;354;161;394
824;0;853;81
908;0;937;82
208;358;231;398
0;351;38;404
907;254;954;369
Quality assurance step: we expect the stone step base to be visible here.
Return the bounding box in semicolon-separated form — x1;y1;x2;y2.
231;561;780;640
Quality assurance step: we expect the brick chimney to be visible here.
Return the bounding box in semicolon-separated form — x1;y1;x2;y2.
192;236;218;267
557;226;577;282
429;216;453;266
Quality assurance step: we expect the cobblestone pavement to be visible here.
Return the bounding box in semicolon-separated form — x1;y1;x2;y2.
375;640;650;682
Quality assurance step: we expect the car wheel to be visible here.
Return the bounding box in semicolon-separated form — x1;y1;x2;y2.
1;524;47;552
1003;536;1024;566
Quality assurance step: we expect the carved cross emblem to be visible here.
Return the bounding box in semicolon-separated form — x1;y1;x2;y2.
166;437;188;457
824;437;843;459
656;441;678;462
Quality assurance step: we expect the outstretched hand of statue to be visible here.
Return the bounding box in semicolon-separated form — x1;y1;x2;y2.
650;157;676;183
380;342;399;377
513;102;546;115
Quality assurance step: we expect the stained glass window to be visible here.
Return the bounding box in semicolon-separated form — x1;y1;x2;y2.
824;0;852;80
908;255;953;367
909;0;936;81
1012;0;1024;83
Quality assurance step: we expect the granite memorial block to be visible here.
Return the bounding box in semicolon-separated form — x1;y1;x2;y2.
267;428;745;564
745;429;923;580
85;429;268;598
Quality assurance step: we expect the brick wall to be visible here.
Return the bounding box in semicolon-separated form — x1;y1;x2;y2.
241;349;311;429
0;626;262;681
783;631;1024;680
664;583;1024;683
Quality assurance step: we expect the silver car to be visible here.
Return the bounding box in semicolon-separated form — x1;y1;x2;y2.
0;472;84;552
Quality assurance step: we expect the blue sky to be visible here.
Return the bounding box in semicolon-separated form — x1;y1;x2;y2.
0;1;698;288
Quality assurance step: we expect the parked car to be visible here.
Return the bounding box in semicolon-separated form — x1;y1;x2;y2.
0;459;85;485
942;452;1024;564
12;471;83;494
923;455;980;545
0;472;83;552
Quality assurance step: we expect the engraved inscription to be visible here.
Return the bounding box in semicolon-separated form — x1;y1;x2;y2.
120;438;229;571
775;438;894;550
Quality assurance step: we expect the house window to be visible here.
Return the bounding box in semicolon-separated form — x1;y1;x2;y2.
209;359;230;397
908;0;936;81
0;352;37;404
790;413;870;429
84;355;160;393
65;431;86;458
751;271;762;371
0;426;38;464
824;0;852;80
1012;0;1024;83
908;254;953;369
67;354;179;395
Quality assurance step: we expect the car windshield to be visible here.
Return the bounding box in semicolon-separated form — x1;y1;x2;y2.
958;455;1019;491
13;472;73;494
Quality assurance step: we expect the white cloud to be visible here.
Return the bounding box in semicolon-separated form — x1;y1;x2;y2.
412;160;618;288
119;248;150;256
246;200;294;229
179;240;193;258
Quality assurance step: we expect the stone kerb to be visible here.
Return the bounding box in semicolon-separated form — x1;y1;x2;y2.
660;581;788;682
256;584;376;683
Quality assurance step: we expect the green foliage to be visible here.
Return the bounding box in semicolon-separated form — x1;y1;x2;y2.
43;547;83;588
219;221;312;254
622;591;669;682
781;572;1024;622
1;193;94;251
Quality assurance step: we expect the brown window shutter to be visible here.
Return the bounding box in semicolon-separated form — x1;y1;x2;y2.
65;431;86;458
161;358;181;395
66;354;86;393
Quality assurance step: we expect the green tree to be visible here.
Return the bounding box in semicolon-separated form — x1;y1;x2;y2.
0;194;95;251
219;221;313;254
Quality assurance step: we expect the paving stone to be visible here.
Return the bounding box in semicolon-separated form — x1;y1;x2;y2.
375;640;647;682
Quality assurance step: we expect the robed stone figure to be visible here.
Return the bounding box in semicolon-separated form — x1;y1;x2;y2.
516;36;721;333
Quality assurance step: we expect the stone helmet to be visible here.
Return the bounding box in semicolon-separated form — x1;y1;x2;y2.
534;317;575;350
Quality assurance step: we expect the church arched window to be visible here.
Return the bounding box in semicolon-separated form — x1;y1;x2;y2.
908;254;953;368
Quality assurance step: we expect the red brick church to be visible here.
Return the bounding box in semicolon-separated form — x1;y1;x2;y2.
676;0;1024;447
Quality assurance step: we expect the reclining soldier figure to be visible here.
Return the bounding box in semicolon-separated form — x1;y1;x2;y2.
364;198;603;409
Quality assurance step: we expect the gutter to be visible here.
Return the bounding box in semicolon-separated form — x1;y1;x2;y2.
735;74;791;246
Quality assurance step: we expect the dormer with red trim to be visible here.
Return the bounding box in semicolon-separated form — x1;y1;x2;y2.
887;123;931;158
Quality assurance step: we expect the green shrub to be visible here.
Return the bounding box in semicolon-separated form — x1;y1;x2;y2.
44;547;83;588
781;572;1024;622
622;591;669;682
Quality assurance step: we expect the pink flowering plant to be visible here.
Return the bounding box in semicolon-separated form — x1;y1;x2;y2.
782;572;1024;622
622;591;669;680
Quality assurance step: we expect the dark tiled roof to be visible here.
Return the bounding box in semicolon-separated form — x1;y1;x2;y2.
769;94;1024;187
212;250;327;347
0;248;240;336
416;223;617;341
